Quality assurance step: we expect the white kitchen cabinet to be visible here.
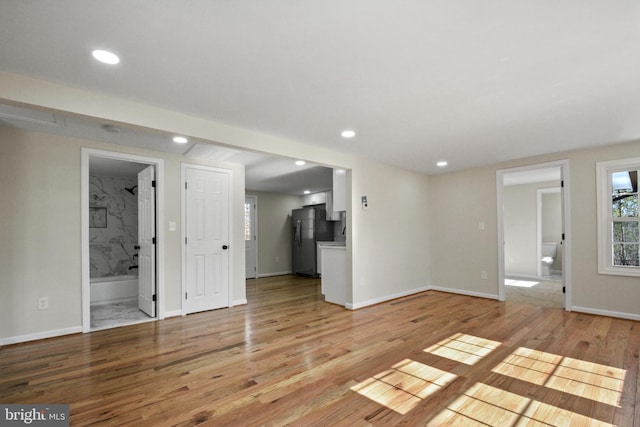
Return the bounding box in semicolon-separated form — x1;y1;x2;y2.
304;191;341;220
332;169;347;212
320;245;347;306
325;190;341;220
302;191;326;206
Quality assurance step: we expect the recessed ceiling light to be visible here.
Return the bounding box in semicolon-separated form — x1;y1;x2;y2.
341;130;356;139
437;161;448;167
303;190;310;194
92;49;120;65
295;160;306;166
173;136;188;144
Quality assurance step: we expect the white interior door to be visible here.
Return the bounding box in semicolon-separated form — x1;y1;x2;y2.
138;165;156;317
245;196;257;279
185;167;230;314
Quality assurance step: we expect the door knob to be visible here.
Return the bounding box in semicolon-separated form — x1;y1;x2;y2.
222;245;228;250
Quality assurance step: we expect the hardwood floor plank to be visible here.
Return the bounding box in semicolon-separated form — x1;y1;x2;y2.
1;275;638;426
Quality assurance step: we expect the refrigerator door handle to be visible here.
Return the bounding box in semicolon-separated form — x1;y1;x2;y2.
295;220;302;245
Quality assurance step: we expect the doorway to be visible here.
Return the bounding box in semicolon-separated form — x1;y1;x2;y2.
81;148;165;332
497;160;571;309
245;195;258;279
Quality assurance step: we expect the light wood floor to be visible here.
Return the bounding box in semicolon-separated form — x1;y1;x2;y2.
1;275;638;426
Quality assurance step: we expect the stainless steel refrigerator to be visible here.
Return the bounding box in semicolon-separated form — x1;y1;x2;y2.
292;205;334;277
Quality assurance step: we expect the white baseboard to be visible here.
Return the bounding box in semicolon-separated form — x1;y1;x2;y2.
257;271;292;278
428;285;499;301
571;306;640;321
0;326;82;346
233;299;248;306
163;310;182;318
346;285;431;310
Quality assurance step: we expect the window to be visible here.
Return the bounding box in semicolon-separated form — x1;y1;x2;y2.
597;158;640;276
244;202;252;241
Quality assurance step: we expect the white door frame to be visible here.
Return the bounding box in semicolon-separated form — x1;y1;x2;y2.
181;162;233;315
245;195;258;279
496;159;572;310
81;148;165;332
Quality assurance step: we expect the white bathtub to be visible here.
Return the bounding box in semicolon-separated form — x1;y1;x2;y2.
90;275;138;304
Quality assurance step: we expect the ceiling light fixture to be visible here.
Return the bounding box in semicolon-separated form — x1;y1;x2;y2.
295;160;306;166
437;161;448;167
92;49;120;65
341;130;356;139
303;190;310;194
173;136;188;144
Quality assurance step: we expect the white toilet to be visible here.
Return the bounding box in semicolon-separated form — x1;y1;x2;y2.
541;242;558;276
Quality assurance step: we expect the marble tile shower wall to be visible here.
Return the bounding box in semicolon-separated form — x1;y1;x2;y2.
89;175;139;278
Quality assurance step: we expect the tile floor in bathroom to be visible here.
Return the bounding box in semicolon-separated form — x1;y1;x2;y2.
90;298;154;330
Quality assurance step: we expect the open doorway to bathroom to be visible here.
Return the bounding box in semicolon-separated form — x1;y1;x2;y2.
81;148;164;332
497;160;571;309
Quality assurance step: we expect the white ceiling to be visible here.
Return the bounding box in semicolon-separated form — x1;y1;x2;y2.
2;1;640;177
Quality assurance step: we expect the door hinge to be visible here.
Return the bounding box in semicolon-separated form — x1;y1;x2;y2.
152;295;156;302
152;180;156;188
185;237;188;244
185;182;188;190
561;180;564;188
563;286;566;293
562;233;565;240
185;292;188;300
152;237;156;244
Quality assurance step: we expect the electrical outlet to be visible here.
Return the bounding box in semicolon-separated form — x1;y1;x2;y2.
38;297;49;310
481;271;487;280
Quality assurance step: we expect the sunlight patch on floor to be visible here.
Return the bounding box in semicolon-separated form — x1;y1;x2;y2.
351;359;458;414
492;347;627;407
423;333;501;365
352;333;626;422
505;279;540;288
428;382;616;426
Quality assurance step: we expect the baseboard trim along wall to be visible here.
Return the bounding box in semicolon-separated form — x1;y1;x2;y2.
0;326;83;346
233;299;248;306
257;271;292;278
571;306;640;322
428;286;500;301
164;310;182;318
346;285;431;310
346;285;500;311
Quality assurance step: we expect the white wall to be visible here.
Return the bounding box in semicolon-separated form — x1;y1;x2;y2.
429;167;499;298
0;126;246;342
541;191;562;272
245;191;303;276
